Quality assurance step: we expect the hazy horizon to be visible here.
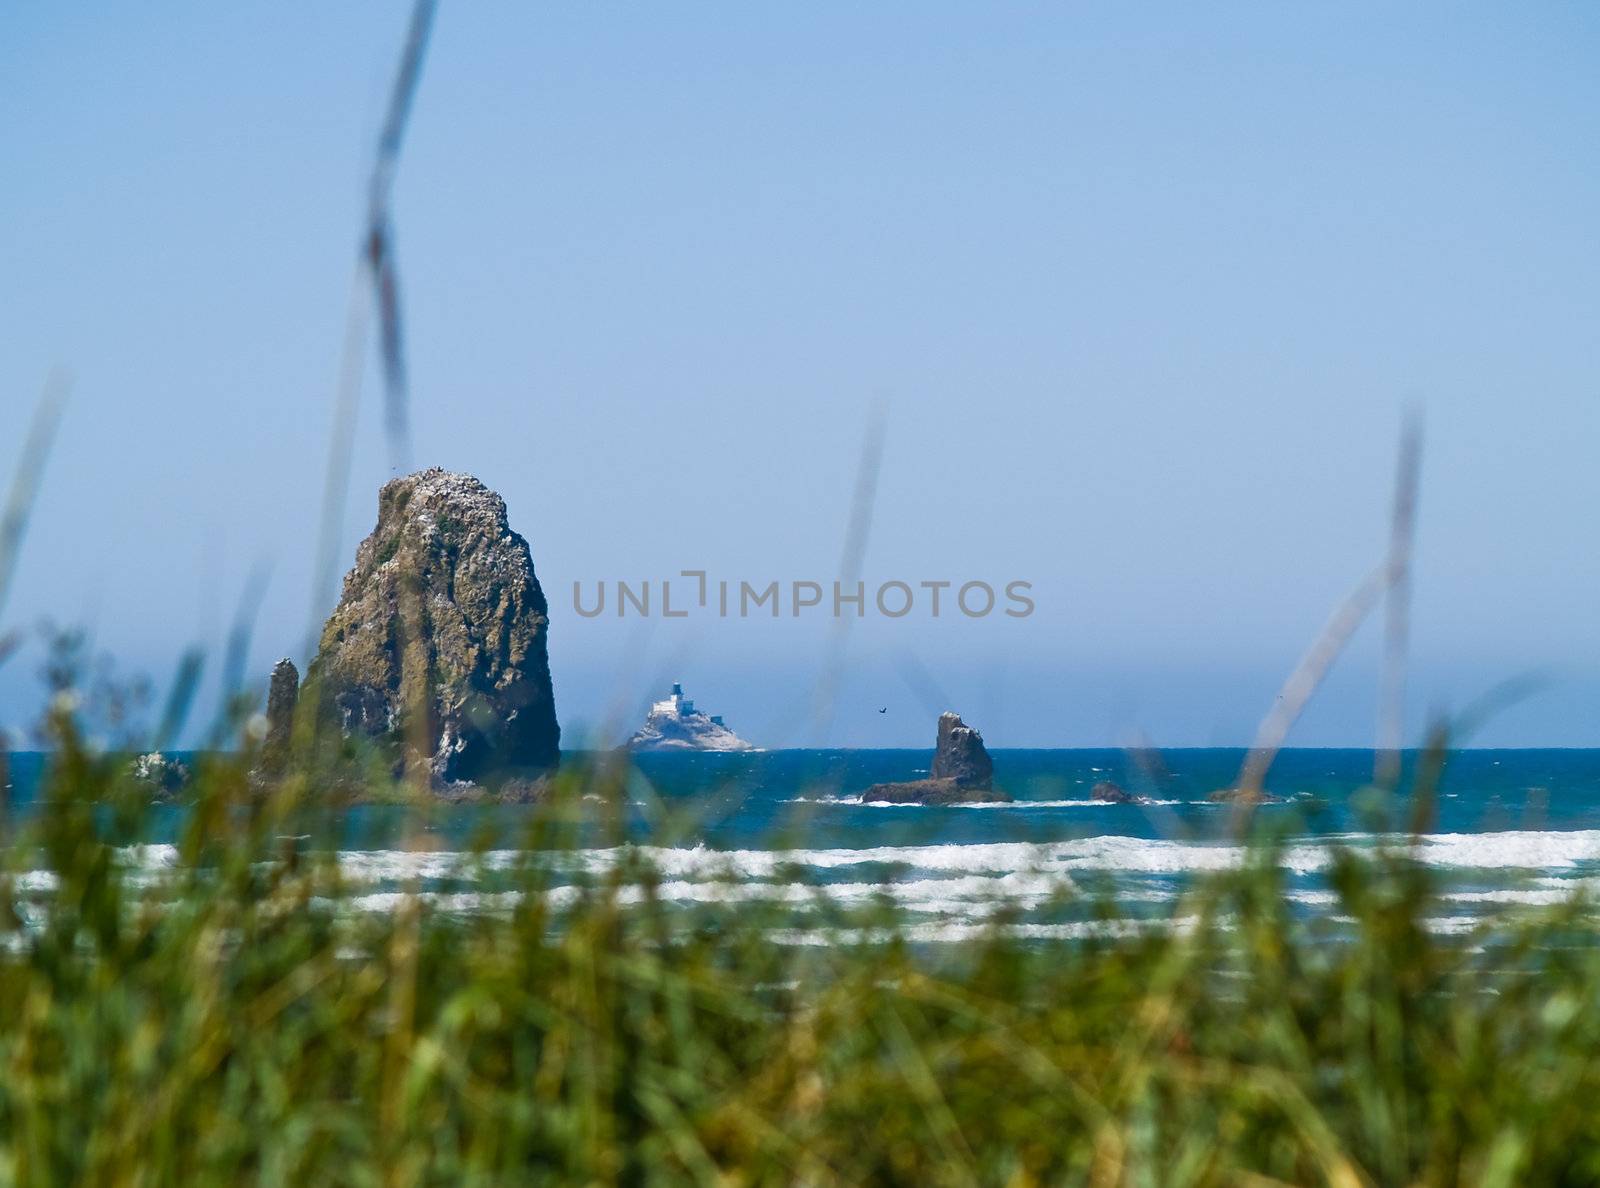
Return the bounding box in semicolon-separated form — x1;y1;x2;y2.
4;3;1597;748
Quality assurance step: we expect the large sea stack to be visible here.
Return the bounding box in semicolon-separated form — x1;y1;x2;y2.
862;712;1007;805
308;468;560;783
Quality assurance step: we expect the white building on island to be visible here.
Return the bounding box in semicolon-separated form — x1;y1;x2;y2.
628;682;755;752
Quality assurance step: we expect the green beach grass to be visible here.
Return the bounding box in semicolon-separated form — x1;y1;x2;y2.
1;705;1599;1187
2;6;1588;1180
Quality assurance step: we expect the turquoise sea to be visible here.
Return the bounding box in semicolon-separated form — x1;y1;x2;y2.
8;748;1600;941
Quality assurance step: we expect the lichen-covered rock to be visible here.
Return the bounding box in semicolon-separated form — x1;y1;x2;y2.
861;712;1007;804
267;658;299;735
308;468;560;782
260;658;299;772
929;712;994;786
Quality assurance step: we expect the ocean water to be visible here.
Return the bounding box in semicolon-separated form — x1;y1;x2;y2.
7;748;1600;941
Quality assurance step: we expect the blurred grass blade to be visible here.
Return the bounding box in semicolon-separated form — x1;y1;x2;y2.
214;565;270;741
1375;410;1422;788
1234;565;1386;807
809;405;886;742
365;0;438;476
1411;676;1543;838
0;632;14;825
155;649;206;752
308;0;438;639
895;650;954;723
308;272;371;646
0;370;69;628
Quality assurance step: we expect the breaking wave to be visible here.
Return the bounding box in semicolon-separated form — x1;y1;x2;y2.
11;827;1600;889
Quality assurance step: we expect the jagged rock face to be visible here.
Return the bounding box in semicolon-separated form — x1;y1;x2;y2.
929;712;993;787
310;468;560;782
261;658;299;771
861;711;1006;804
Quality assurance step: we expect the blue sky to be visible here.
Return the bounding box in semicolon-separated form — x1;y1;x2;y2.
3;3;1597;747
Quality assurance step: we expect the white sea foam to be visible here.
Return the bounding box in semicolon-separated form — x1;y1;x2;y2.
1440;889;1580;906
282;879;1600;920
1534;876;1600;893
1286;890;1339;906
641;871;1079;911
11;870;59;892
768;918;1188;947
780;800;1184;810
212;828;1600;885
1411;830;1600;872
589;836;1327;880
785;796;1185;809
578;828;1600;884
1421;916;1488;936
123;844;179;867
306;871;1101;919
335;848;525;883
12;827;1600;909
339;891;524;915
871;798;1185;809
13;831;1600;944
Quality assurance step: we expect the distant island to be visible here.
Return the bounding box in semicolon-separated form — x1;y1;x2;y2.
628;684;756;752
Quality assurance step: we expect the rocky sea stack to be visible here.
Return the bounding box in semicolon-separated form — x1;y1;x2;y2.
307;468;560;783
862;712;1008;805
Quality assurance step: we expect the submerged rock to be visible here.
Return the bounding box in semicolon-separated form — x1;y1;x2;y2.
628;683;755;752
431;775;553;805
1090;780;1143;805
1206;786;1284;805
308;468;560;783
862;712;1008;805
861;777;1001;806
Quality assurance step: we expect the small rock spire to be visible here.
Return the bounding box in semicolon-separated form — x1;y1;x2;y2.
262;658;299;771
930;712;994;787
